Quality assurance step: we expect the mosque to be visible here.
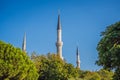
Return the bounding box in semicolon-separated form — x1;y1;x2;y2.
22;13;80;69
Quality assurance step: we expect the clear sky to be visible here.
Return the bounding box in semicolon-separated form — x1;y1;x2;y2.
1;0;120;71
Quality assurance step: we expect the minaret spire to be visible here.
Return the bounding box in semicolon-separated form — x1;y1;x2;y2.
57;10;61;30
56;11;63;59
76;46;80;68
22;33;26;52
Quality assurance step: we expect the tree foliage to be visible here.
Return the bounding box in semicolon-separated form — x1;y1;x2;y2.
83;71;101;80
97;69;113;80
31;53;79;80
96;21;120;79
31;52;113;80
75;69;113;80
0;41;38;80
77;71;100;80
0;39;114;80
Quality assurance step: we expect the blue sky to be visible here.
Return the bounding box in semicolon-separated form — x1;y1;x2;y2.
0;0;120;71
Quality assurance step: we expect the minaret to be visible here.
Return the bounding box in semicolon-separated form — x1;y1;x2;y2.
56;13;63;60
22;33;26;52
76;46;80;68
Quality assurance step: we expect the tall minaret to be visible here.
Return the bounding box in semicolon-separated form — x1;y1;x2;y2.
22;33;26;52
76;46;80;68
56;13;63;60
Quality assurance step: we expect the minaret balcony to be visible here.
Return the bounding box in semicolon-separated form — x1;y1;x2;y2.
56;42;63;46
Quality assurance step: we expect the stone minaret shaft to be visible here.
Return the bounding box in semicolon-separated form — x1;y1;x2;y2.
76;47;80;68
22;33;26;52
56;14;63;59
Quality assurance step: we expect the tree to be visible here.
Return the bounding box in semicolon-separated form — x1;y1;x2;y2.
0;41;38;80
96;21;120;79
81;71;101;80
97;69;113;80
31;53;79;80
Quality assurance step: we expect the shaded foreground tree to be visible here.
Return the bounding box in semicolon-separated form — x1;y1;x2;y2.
96;21;120;79
31;53;79;80
0;41;38;80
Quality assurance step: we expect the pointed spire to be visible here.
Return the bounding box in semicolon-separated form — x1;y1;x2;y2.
76;46;79;56
57;10;61;30
22;33;26;52
76;46;80;68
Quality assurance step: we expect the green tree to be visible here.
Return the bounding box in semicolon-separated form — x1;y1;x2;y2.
31;53;79;80
82;71;101;80
97;69;113;80
96;21;120;79
0;41;38;80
